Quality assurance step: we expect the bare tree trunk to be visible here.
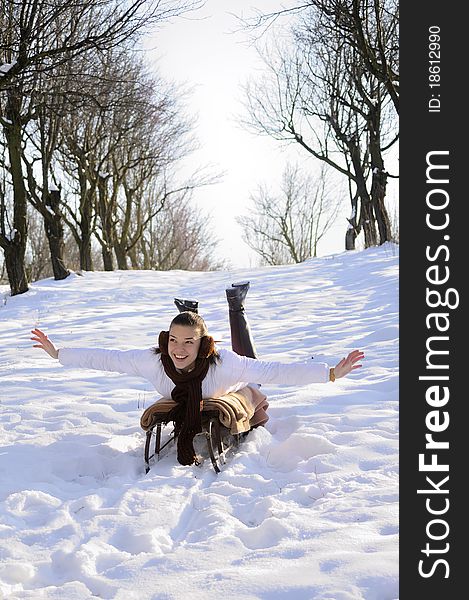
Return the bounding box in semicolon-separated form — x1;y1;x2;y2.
3;241;28;295
360;200;377;247
44;189;70;280
368;106;392;244
45;221;69;279
349;144;377;247
96;176;115;271
114;243;128;270
112;181;134;270
371;168;392;244
345;228;356;250
3;91;29;295
79;237;93;271
345;192;360;250
101;246;114;271
140;233;152;269
114;244;129;271
128;246;139;269
79;193;94;271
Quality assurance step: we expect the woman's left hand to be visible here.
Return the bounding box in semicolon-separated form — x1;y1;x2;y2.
333;350;364;379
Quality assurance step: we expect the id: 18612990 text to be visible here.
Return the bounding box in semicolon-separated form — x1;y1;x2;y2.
428;25;441;113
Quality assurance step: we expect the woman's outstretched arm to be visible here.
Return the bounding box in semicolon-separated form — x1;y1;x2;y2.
221;348;365;387
31;327;160;383
31;328;59;359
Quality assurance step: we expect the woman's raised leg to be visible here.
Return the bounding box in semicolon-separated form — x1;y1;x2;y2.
225;281;257;359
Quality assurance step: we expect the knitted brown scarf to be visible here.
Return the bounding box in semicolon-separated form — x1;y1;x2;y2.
157;330;216;466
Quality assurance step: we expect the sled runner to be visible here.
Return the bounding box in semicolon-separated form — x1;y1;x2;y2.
140;386;269;474
142;409;244;474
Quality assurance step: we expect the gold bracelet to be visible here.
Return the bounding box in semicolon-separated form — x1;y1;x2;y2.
329;367;336;382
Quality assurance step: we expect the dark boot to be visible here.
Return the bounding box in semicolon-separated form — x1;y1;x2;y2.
225;282;257;358
174;298;198;314
225;281;250;312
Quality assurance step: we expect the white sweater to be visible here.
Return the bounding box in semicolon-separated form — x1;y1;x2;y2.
58;347;330;399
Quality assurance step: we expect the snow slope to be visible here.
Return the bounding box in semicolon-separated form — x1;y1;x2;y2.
0;244;399;599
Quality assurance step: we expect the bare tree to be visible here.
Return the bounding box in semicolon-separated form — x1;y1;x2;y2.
238;163;339;265
24;204;55;282
55;107;100;272
98;63;196;271
297;7;396;246
55;47;201;272
22;81;72;281
243;8;396;250
138;189;227;271
0;81;31;295
240;0;397;251
0;152;14;283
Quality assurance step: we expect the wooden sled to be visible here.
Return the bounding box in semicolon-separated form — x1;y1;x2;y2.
143;409;247;474
141;387;269;474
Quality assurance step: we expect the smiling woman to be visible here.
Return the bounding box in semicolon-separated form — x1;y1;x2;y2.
30;281;363;466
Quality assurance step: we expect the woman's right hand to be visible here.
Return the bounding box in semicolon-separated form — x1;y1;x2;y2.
333;349;364;379
31;328;59;359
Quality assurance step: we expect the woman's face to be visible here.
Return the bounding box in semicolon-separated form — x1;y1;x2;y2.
168;324;202;372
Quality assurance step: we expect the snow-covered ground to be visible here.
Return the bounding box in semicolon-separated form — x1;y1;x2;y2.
0;244;399;599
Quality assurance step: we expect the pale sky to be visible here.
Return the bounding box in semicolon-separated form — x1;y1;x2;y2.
145;0;398;267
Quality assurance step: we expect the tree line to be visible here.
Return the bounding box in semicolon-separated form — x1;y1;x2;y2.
1;0;399;296
0;0;223;297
